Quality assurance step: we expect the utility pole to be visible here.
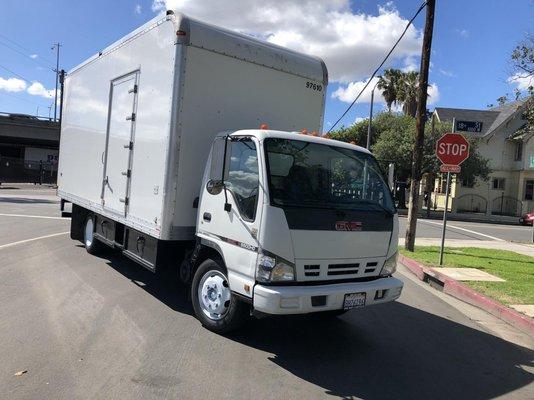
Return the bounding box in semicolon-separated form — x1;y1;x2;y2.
405;0;435;252
52;43;61;122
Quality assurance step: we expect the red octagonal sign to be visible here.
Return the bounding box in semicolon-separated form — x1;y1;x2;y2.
436;133;469;166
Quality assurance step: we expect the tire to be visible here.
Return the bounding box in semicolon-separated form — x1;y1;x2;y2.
83;215;104;255
191;258;249;334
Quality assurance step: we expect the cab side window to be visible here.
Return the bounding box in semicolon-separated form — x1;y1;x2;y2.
225;139;259;221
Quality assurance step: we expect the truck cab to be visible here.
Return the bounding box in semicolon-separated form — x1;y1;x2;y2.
190;129;403;332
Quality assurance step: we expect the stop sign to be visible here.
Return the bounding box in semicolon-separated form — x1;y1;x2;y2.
436;133;469;166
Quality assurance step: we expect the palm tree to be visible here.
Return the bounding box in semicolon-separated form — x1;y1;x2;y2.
377;69;402;112
397;71;419;117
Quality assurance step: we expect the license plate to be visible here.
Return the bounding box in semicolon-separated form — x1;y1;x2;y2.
343;292;366;310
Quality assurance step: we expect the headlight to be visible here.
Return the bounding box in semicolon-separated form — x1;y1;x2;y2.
256;253;295;282
380;252;397;276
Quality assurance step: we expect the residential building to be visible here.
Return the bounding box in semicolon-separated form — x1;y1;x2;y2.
431;100;532;217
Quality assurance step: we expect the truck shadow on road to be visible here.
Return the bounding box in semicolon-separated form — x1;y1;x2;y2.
92;250;533;400
229;304;534;400
93;249;194;315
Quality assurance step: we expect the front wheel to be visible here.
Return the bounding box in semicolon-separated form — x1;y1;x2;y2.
84;215;104;255
191;258;249;334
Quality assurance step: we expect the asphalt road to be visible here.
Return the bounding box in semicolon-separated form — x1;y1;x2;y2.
399;216;532;243
1;186;533;399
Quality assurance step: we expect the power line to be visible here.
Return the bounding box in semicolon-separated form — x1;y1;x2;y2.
0;39;55;71
0;63;33;82
327;1;427;133
0;90;44;107
0;32;55;66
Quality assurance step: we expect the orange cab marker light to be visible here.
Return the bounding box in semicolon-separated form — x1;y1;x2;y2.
350;141;357;145
260;123;269;130
310;131;318;136
300;129;308;135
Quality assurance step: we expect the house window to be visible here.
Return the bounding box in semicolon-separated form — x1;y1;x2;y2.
515;141;523;161
492;178;505;190
525;180;534;201
462;176;474;188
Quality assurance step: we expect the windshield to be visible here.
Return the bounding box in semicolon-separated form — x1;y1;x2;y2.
264;138;395;213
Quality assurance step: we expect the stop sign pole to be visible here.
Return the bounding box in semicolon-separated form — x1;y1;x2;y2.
437;118;470;265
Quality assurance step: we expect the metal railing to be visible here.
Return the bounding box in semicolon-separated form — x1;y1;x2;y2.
491;195;522;217
456;194;488;214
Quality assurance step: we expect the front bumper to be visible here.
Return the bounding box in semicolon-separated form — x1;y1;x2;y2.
253;276;403;315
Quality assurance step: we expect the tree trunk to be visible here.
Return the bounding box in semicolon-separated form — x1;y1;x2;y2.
405;0;435;251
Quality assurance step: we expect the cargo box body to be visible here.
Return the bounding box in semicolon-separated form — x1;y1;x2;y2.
58;12;327;240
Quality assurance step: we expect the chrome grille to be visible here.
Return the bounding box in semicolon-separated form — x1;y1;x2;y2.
304;264;320;277
364;261;378;274
328;263;359;276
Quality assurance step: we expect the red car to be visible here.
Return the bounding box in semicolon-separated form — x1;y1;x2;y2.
520;212;534;225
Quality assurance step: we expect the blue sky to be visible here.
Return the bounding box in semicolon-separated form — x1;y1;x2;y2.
0;0;532;129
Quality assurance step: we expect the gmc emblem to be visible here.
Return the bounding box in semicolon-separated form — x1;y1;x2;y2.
335;221;362;231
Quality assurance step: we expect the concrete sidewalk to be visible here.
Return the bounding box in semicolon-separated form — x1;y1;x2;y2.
398;238;534;257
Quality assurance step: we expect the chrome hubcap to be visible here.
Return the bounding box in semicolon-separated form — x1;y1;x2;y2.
198;270;231;320
85;218;94;248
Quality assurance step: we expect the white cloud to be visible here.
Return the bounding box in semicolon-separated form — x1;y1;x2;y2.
29;54;38;59
27;82;56;99
507;73;533;91
427;82;439;104
134;4;142;14
354;116;367;124
332;77;383;104
439;68;455;77
152;0;422;83
332;78;440;105
402;56;419;72
455;29;469;38
0;77;27;92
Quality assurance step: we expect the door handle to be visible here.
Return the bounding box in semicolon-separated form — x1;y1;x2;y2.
203;212;211;222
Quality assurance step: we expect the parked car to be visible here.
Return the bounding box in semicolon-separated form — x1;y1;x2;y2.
519;212;534;225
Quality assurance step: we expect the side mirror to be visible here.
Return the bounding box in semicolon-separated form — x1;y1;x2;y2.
206;179;224;195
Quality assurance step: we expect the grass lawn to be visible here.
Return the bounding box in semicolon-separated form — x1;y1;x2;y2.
399;246;534;306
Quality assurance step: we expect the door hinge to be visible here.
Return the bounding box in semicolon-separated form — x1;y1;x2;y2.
128;84;138;94
123;141;133;150
119;197;129;205
121;169;131;178
126;113;136;121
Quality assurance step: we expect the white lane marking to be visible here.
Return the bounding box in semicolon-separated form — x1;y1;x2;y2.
0;231;69;250
419;219;506;242
0;213;68;220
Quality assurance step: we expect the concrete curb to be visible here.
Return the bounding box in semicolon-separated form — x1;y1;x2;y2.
398;254;534;337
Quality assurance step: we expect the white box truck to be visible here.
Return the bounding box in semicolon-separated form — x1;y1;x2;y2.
58;11;403;333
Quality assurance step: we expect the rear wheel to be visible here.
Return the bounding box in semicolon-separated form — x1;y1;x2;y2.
84;215;103;255
191;258;248;334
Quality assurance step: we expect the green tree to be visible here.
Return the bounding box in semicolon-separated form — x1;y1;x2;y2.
377;68;402;112
397;71;419;117
330;112;491;184
495;34;533;134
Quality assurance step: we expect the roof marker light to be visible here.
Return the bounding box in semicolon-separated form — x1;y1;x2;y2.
260;123;269;130
310;131;318;136
300;129;308;135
